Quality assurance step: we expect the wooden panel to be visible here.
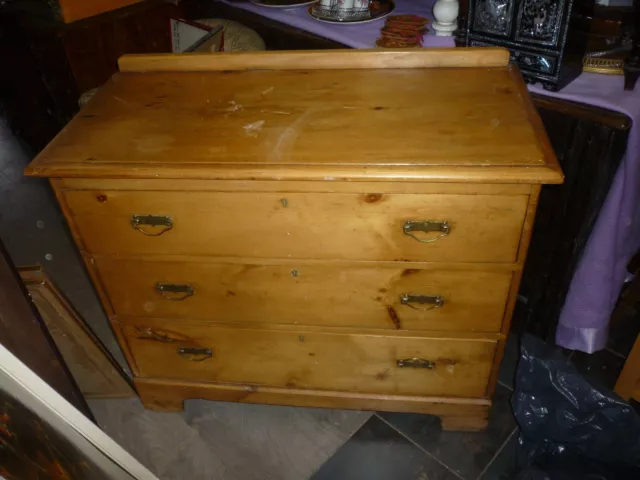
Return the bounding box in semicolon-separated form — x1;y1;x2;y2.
58;0;144;23
57;178;532;195
61;0;176;93
135;377;491;430
123;320;496;398
19;266;134;399
25;59;562;184
614;334;640;402
31;67;543;167
64;190;529;263
118;48;510;71
0;240;92;418
96;258;512;332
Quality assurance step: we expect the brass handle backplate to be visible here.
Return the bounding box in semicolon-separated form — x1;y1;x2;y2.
131;215;173;236
397;358;435;369
177;347;212;361
155;283;194;301
403;220;450;243
400;294;445;311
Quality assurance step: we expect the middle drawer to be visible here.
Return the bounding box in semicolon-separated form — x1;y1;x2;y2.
96;258;512;332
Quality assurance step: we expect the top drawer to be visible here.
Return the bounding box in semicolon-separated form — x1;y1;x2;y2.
63;190;528;263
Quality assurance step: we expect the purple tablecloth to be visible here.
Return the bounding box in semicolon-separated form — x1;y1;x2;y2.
220;0;453;48
218;0;640;353
530;79;640;353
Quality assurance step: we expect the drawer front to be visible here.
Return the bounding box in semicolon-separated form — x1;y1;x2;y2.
123;320;496;397
510;50;557;76
65;191;528;263
469;39;557;76
98;258;512;332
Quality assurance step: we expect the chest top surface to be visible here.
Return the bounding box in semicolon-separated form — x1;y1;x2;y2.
25;48;562;184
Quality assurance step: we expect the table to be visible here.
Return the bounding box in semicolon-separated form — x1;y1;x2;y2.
212;0;640;353
219;0;449;48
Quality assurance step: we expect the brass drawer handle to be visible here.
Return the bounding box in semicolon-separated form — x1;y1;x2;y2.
177;347;212;362
400;294;444;311
131;215;173;236
403;220;450;243
397;358;435;369
156;283;194;301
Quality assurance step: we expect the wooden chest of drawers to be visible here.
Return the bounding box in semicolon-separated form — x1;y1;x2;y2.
26;48;562;431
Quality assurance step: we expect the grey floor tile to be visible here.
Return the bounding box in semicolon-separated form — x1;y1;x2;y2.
0;118;127;372
478;430;519;480
378;384;517;480
311;416;460;480
89;397;370;480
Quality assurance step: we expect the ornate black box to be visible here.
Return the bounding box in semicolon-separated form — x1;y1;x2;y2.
462;0;587;91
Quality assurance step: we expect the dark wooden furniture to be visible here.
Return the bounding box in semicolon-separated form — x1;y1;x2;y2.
461;0;588;91
8;0;145;23
0;0;178;153
624;0;640;90
513;96;631;339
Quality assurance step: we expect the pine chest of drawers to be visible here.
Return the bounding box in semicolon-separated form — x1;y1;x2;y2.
26;48;563;431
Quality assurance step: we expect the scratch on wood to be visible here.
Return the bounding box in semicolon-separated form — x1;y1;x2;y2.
261;110;291;115
437;358;458;366
226;100;243;112
134;327;179;343
270;108;315;162
386;306;401;329
401;269;420;277
243;120;265;138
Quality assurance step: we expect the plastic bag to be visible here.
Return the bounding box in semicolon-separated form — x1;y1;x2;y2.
511;333;640;480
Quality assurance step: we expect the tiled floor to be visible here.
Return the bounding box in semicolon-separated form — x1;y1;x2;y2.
312;348;522;480
1;116;634;479
312;330;632;480
88;397;371;480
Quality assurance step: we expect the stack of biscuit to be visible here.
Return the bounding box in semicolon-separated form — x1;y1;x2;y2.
376;14;429;48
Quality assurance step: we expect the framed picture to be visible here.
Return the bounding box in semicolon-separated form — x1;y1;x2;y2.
0;342;156;479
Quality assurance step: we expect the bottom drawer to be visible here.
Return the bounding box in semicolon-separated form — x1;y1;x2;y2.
123;319;496;398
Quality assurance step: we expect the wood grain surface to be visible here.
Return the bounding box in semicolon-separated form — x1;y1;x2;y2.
97;258;512;332
614;334;640;401
123;319;496;398
26;49;564;430
57;0;144;23
56;178;532;195
26;52;561;184
118;48;511;71
134;377;490;431
63;190;529;263
20;266;134;398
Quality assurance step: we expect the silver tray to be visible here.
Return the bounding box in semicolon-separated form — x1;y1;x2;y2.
308;2;395;24
251;0;317;8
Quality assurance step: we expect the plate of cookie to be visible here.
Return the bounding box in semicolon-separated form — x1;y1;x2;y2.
376;14;429;48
